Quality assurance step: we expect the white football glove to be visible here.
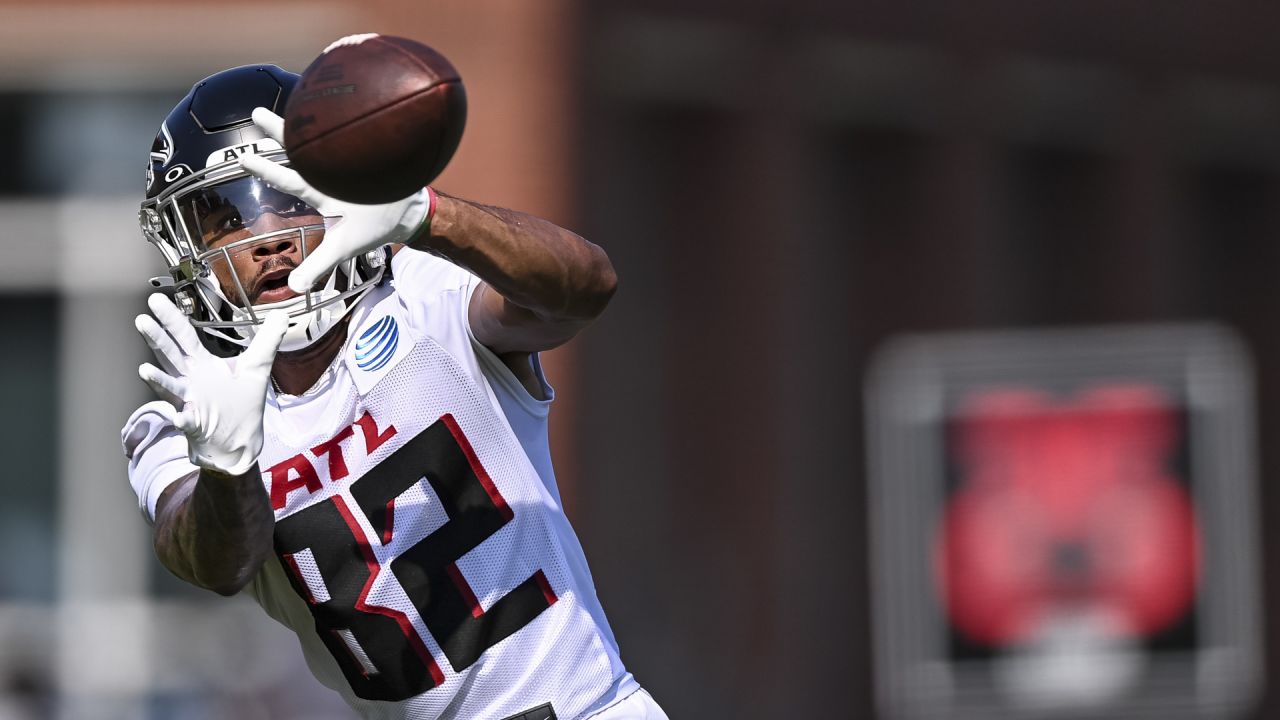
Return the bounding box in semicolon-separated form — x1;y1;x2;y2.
135;293;289;476
237;107;434;294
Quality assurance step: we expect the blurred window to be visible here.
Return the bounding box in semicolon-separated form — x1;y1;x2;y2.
0;295;59;601
0;90;182;197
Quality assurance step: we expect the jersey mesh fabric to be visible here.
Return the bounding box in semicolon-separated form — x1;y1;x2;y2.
392;250;630;669
244;256;631;720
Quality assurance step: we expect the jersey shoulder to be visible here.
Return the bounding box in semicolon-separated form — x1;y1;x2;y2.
388;246;476;306
343;251;479;396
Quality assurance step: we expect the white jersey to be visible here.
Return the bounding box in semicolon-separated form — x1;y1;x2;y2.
122;249;640;720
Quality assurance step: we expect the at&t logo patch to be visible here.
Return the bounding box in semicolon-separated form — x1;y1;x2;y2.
355;315;398;371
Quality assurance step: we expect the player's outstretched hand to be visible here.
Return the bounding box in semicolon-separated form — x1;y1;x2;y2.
238;107;434;294
135;293;288;476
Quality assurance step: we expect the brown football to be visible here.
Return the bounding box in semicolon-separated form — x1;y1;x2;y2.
283;34;466;204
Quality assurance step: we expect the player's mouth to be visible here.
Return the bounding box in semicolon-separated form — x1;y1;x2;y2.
252;267;298;304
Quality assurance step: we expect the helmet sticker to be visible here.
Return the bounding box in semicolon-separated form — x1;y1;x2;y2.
147;122;177;191
164;165;192;183
205;138;284;169
152;122;174;165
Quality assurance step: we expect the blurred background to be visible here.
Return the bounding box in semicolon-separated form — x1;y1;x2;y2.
2;0;1280;718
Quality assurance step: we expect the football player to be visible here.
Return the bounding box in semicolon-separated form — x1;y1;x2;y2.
121;62;667;720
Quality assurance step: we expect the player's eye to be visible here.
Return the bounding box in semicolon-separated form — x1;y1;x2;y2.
274;198;311;216
201;209;245;247
216;211;245;232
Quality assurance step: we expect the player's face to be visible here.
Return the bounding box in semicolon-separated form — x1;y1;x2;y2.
204;213;326;306
181;177;327;307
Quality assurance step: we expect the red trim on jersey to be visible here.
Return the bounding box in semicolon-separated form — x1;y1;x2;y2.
440;413;514;522
447;562;485;619
282;553;317;604
534;570;558;607
331;495;445;686
383;499;395;545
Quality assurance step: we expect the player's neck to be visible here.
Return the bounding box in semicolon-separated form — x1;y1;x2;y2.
269;315;352;395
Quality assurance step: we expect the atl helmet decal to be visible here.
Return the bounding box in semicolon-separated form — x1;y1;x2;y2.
205;138;285;169
355;315;399;371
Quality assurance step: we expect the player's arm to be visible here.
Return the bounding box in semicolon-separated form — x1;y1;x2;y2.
411;193;617;354
237;109;616;355
152;468;276;596
134;293;288;596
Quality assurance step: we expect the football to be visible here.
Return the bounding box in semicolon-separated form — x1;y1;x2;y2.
283;34;467;204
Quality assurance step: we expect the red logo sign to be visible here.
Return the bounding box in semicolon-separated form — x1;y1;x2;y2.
936;384;1201;647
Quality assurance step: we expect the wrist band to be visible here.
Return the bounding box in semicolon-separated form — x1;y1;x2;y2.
425;185;438;224
407;186;438;246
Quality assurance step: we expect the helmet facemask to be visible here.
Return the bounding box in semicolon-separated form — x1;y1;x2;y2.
141;160;386;354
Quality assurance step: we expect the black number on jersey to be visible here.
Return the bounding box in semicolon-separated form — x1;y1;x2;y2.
273;414;557;702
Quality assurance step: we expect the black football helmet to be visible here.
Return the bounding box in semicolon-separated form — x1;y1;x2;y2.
139;64;387;352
